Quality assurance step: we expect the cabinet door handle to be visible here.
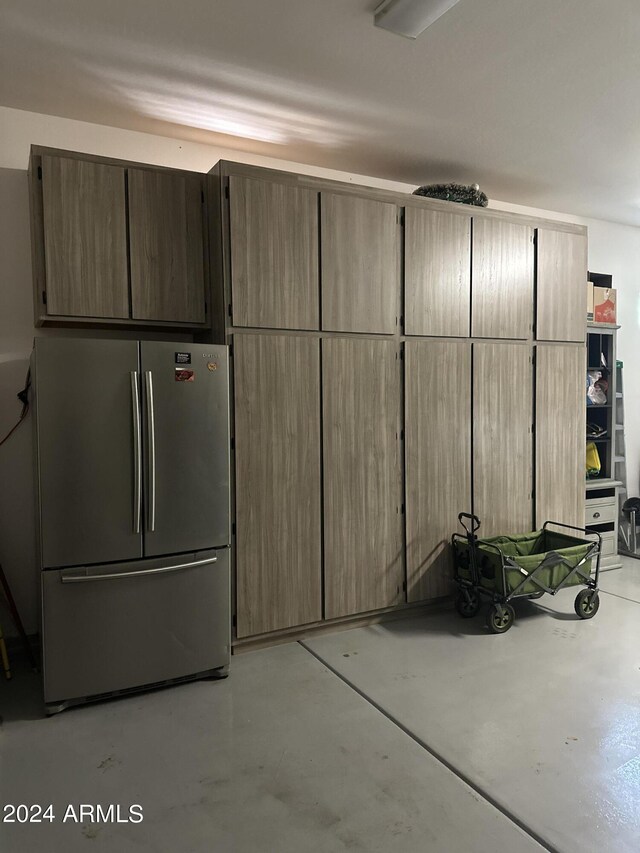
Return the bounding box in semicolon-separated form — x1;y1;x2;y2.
593;512;600;518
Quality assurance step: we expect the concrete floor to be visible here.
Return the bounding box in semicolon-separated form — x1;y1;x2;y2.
1;560;638;853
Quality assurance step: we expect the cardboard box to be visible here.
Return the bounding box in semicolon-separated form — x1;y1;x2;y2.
594;286;616;324
587;281;594;321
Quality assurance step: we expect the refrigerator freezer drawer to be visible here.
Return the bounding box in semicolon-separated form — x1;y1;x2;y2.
42;549;229;706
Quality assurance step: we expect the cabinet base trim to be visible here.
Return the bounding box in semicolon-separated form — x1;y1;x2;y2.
232;597;450;653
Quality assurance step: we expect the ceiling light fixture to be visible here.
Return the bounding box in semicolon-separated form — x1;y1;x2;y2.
374;0;463;39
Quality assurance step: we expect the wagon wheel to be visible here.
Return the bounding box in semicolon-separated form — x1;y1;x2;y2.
574;589;600;619
486;603;515;634
455;590;480;618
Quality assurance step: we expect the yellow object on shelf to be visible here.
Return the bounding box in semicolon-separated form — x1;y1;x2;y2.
586;441;601;478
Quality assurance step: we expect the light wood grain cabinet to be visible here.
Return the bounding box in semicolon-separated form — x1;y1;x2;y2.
473;343;533;536
472;218;534;339
229;176;319;330
29;147;209;328
40;155;129;319
128;169;206;323
321;193;398;333
323;338;403;618
536;229;587;342
405;340;471;601
234;334;322;637
535;345;585;527
404;208;471;336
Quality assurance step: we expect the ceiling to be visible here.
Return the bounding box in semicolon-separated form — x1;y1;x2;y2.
2;0;640;224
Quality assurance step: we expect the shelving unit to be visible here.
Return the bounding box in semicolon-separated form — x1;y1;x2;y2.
586;313;622;570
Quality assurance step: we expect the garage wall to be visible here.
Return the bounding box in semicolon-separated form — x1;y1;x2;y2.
1;105;638;637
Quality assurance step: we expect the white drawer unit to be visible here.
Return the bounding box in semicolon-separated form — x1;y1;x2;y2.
584;483;621;571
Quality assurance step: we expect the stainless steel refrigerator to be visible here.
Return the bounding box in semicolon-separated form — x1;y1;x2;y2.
32;338;230;714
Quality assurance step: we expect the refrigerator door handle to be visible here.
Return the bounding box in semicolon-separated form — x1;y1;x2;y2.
60;555;218;583
144;370;156;533
130;371;143;534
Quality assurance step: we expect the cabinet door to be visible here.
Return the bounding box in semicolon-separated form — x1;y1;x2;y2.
536;229;587;342
128;169;206;323
321;193;398;333
323;338;403;618
535;345;585;527
405;208;471;336
234;334;322;637
41;155;128;318
405;341;471;601
229;176;319;330
472;218;534;339
473;343;533;536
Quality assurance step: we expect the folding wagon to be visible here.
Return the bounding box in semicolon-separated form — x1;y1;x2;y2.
452;513;602;633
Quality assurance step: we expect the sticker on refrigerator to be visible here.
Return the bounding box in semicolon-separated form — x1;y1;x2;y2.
175;368;195;382
175;352;191;364
207;362;218;371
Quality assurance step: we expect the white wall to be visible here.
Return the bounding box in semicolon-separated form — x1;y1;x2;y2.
1;106;639;637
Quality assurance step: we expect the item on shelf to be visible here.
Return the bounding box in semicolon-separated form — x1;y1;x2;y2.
412;182;488;207
586;441;601;478
586;423;607;438
587;282;594;321
587;371;607;405
593;286;617;324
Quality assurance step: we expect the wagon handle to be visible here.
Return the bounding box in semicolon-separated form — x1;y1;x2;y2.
542;520;602;545
458;512;481;535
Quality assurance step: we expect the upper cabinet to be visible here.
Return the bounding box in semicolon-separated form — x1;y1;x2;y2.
229;176;319;330
404;207;471;337
40;156;129;319
471;218;534;339
29;148;209;328
536;228;587;343
128;169;206;324
321;193;398;334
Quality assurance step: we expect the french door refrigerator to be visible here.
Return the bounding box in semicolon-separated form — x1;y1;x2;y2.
32;338;230;714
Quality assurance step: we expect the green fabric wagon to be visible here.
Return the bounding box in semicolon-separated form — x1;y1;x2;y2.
452;514;602;633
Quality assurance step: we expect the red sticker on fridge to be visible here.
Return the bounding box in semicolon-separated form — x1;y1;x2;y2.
175;368;195;382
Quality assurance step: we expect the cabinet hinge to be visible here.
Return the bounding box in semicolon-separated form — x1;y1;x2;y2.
37;165;42;180
228;303;232;318
232;614;237;628
42;290;47;305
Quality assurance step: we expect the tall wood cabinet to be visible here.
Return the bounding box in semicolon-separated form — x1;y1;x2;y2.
208;160;588;644
29;147;210;328
322;338;403;618
234;333;322;637
405;340;471;601
473;343;533;536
